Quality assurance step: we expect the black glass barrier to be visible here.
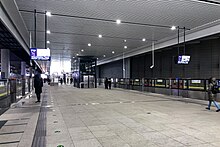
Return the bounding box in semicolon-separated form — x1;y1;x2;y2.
188;79;206;91
133;79;141;86
155;79;166;88
144;79;155;87
97;78;215;92
0;80;8;98
0;80;10;114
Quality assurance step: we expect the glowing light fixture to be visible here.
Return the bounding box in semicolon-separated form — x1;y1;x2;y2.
142;38;146;42
171;26;177;30
47;41;50;44
46;30;51;34
98;34;102;38
124;46;127;49
46;11;52;17
116;19;121;24
81;49;84;52
88;43;91;46
112;51;115;54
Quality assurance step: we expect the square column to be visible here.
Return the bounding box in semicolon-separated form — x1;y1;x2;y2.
1;49;10;79
21;61;26;96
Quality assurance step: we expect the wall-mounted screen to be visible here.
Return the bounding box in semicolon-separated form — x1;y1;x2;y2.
30;48;50;60
177;55;190;64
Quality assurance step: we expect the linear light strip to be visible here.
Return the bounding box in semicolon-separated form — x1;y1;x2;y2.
19;9;189;30
29;30;157;41
37;41;132;48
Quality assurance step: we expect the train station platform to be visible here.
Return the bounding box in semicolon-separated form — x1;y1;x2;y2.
1;86;220;147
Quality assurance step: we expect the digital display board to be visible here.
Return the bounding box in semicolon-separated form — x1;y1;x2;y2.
30;48;50;60
177;55;190;64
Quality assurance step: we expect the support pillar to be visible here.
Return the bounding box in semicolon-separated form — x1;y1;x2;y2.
21;61;26;96
123;58;130;78
1;49;10;79
29;66;33;91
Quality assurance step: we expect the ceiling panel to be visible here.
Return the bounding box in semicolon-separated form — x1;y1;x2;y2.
15;0;220;62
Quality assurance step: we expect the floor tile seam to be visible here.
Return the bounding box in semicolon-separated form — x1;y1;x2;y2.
68;107;105;146
165;127;210;145
112;109;189;146
103;112;155;145
0;131;24;135
114;88;208;106
115;130;151;147
167;125;212;138
115;118;171;144
4;123;28;126
0;140;20;145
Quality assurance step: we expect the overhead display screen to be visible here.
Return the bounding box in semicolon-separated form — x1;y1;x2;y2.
177;55;190;64
30;48;51;60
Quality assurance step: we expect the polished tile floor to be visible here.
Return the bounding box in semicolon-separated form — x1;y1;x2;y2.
43;86;220;147
2;85;220;147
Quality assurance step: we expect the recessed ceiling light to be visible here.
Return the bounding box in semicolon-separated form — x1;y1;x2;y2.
103;55;106;57
46;12;52;17
46;30;51;34
98;34;102;38
88;43;91;46
124;46;127;49
112;51;115;54
81;49;84;52
142;38;146;42
116;19;121;24
76;53;79;56
171;26;177;30
73;57;75;58
124;40;127;42
47;41;50;44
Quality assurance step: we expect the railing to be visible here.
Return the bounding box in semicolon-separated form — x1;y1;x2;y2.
0;78;33;115
97;78;216;101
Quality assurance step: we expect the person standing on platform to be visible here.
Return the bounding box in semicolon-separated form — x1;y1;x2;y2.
104;77;108;89
60;78;63;85
108;78;112;89
70;77;73;84
34;73;43;103
63;78;66;85
206;77;220;112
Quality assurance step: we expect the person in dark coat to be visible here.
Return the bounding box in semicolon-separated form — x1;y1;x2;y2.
60;78;63;85
206;77;220;112
104;77;108;89
108;78;112;89
70;78;73;84
34;73;43;102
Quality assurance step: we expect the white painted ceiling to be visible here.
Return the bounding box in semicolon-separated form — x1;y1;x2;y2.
15;0;220;63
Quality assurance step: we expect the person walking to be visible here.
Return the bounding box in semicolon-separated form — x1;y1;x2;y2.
206;77;220;112
34;73;43;103
104;77;108;89
108;78;112;89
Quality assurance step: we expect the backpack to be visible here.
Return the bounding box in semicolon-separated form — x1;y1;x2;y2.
212;84;219;94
